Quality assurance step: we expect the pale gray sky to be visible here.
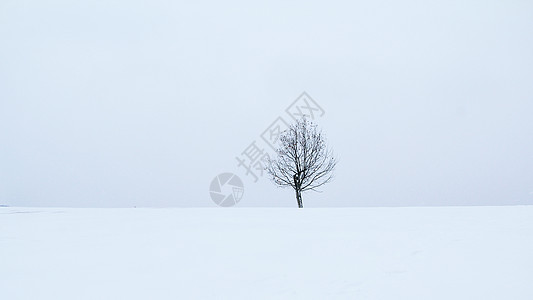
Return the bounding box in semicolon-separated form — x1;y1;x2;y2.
1;0;532;207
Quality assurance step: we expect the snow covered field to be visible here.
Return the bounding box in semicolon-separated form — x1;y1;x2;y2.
1;206;532;300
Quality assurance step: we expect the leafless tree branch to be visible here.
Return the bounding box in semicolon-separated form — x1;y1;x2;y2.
266;117;337;208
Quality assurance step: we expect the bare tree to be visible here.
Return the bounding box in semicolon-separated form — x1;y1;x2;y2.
266;117;337;208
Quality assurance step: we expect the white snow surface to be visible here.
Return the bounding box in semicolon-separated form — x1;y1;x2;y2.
1;206;532;300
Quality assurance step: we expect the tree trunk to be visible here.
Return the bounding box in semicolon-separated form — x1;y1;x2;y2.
295;189;303;208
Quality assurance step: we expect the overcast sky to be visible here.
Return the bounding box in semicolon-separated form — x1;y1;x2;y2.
1;0;532;207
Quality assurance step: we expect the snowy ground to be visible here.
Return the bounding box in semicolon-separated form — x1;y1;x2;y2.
1;206;532;300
